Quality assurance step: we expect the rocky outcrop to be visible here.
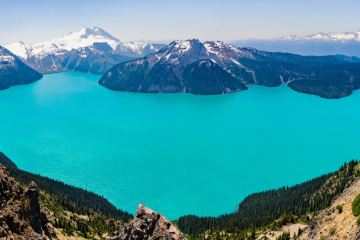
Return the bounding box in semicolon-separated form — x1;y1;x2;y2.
300;177;360;240
0;164;57;240
107;203;186;240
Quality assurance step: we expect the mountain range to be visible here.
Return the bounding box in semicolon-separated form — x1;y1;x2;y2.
5;27;166;74
231;30;360;57
0;46;42;90
3;28;360;98
100;39;360;98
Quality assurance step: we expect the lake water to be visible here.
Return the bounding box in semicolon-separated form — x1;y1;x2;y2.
0;72;359;220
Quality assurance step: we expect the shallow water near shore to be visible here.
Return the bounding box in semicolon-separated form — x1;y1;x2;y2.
0;72;359;219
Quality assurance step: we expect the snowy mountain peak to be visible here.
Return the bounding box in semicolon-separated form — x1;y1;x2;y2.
170;39;202;50
41;26;121;52
4;27;166;73
151;40;254;67
77;26;119;42
4;41;33;60
153;39;209;65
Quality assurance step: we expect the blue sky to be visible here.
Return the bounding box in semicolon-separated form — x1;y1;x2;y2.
1;0;360;45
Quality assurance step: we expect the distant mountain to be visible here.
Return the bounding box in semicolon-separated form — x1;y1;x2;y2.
230;30;360;57
99;39;360;98
0;45;42;90
5;27;166;74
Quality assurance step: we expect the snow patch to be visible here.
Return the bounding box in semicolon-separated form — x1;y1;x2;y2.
4;41;32;59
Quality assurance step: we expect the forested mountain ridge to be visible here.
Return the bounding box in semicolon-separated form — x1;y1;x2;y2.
100;39;360;98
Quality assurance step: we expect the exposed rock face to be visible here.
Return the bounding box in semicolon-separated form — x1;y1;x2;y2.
300;177;360;240
0;164;57;240
107;203;186;240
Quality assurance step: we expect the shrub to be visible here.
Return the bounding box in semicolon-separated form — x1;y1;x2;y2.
336;204;343;213
329;226;335;235
356;216;360;225
352;194;360;216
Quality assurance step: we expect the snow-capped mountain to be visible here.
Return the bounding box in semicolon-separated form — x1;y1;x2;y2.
230;30;360;57
42;26;120;51
277;31;360;42
100;39;249;94
4;27;166;74
100;39;360;98
0;46;42;90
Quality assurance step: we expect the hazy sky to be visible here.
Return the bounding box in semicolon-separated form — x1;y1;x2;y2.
1;0;360;45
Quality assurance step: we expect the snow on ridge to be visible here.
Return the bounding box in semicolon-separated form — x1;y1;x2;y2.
0;49;15;62
170;39;201;53
276;30;360;42
5;26;122;58
4;41;32;59
203;41;250;59
38;26;121;52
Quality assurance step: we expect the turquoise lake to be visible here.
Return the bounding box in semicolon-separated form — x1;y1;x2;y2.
0;72;360;220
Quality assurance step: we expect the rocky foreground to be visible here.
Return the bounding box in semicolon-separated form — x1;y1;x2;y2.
0;165;57;240
0;161;185;240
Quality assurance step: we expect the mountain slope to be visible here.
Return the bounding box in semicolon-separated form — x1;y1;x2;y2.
231;30;360;57
0;46;42;90
5;27;165;74
100;39;360;98
300;176;360;240
59;43;133;75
